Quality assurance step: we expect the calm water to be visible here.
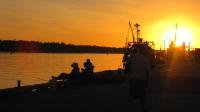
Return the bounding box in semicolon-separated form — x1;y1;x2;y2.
0;53;123;89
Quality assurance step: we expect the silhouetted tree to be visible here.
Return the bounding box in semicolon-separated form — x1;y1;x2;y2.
0;40;125;53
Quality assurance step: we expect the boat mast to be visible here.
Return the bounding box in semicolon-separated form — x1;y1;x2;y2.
134;23;140;43
174;23;178;46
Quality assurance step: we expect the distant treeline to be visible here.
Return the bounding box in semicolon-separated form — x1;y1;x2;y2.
0;40;125;53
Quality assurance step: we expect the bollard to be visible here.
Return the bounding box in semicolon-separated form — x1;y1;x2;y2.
17;80;21;88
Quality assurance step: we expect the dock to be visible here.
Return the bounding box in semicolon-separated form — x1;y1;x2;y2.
1;59;200;112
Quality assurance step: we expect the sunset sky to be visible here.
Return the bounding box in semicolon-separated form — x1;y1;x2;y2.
0;0;200;49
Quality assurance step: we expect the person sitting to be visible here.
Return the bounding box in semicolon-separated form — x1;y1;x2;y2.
50;63;80;86
82;59;95;84
49;76;57;90
70;62;81;84
56;72;70;81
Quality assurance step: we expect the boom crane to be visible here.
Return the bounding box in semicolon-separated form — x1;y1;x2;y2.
129;21;135;43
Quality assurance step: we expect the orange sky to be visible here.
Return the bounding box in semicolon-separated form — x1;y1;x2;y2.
0;0;200;49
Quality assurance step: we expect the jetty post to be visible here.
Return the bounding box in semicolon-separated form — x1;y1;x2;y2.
17;80;21;88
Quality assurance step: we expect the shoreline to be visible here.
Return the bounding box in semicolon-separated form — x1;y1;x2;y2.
0;69;127;95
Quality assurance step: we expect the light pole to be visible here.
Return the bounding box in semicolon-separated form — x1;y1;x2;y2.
162;40;165;51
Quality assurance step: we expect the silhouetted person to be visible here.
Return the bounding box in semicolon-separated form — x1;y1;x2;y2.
70;62;80;84
49;76;57;90
129;48;150;112
56;72;69;81
82;59;94;84
123;50;131;73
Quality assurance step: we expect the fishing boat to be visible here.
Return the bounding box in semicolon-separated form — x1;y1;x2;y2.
122;22;155;73
92;22;156;80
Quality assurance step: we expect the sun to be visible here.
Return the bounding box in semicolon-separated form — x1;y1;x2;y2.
162;27;192;48
176;28;191;46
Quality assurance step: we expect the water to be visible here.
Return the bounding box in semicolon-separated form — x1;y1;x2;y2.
0;53;123;89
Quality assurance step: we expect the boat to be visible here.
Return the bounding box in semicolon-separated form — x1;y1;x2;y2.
122;22;156;73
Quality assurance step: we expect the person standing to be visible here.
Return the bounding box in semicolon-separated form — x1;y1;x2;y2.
129;47;150;112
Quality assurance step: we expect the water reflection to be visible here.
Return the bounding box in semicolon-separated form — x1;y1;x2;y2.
0;53;123;89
